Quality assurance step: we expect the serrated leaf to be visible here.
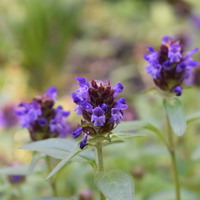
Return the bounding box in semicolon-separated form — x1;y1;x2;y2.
163;98;186;137
21;138;94;161
45;145;82;180
95;170;135;200
0;165;29;176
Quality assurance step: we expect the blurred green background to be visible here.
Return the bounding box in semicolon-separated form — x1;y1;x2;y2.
1;0;200;199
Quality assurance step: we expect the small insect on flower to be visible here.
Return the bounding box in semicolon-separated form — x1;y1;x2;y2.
144;36;199;96
16;87;71;141
72;77;128;149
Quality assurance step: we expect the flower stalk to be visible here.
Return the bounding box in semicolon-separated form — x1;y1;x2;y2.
166;116;181;200
45;156;58;197
95;139;106;200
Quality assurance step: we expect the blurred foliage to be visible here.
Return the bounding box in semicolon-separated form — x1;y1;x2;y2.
0;0;83;89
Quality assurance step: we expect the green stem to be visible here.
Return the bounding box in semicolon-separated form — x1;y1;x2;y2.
170;150;181;200
167;117;181;200
45;156;58;197
95;140;106;200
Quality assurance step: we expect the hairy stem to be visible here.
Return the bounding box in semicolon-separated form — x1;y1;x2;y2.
96;140;106;200
45;156;58;197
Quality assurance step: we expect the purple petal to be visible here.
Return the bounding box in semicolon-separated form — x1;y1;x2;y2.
162;35;172;45
76;77;90;88
147;46;154;53
186;48;198;57
114;98;128;110
44;87;57;100
38;118;47;126
80;134;88;149
113;83;124;93
80;101;93;113
109;108;123;124
173;86;182;96
91;107;105;127
72;127;83;138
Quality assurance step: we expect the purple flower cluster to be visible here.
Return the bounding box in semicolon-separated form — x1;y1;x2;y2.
144;36;199;96
72;77;128;149
16;87;71;141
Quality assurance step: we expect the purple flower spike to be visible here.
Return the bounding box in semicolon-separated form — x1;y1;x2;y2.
72;77;127;149
91;107;105;126
16;87;71;141
144;35;199;96
72;127;83;138
80;133;88;149
173;86;182;96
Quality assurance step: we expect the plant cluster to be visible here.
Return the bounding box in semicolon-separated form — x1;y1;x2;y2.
1;35;200;200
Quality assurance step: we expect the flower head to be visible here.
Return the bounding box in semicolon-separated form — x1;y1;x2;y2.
16;87;71;141
144;36;199;96
72;77;127;149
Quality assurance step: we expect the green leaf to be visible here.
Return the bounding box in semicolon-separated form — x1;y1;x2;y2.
163;98;186;137
20;138;94;161
45;145;83;180
112;130;145;139
27;153;41;176
0;165;29;176
113;121;149;134
95;170;135;200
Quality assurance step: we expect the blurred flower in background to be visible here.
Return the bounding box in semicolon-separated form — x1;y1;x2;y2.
144;35;199;96
16;87;72;141
7;174;26;185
